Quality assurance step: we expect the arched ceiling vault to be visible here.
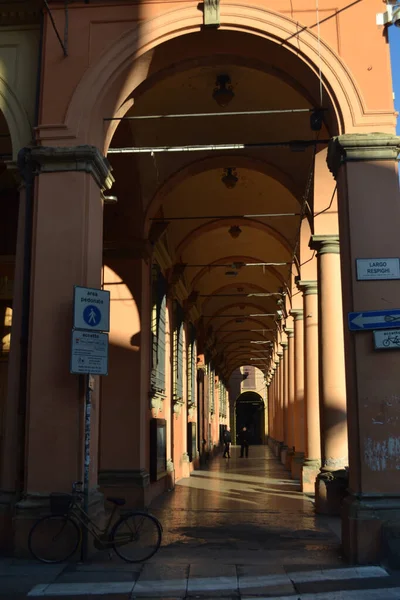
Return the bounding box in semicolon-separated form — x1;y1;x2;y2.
107;29;330;378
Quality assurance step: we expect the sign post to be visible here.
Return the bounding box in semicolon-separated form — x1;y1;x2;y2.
71;286;110;562
82;374;92;562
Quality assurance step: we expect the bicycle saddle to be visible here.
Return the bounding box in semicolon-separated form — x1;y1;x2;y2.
107;496;126;506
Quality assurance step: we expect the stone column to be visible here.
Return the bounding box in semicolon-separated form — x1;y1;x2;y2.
274;358;281;455
270;365;277;447
290;309;305;480
285;328;295;470
277;352;284;451
310;235;348;514
280;341;289;465
298;281;321;493
12;146;113;554
99;256;151;506
328;133;400;563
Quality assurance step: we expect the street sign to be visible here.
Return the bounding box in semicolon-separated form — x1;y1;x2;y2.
70;330;108;375
73;286;110;332
348;309;400;331
373;329;400;350
356;258;400;281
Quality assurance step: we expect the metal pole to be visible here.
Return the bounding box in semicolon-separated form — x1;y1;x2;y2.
150;213;300;220
104;107;326;121
82;374;92;562
107;139;330;155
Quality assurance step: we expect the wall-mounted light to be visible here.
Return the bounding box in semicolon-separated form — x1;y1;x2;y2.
225;270;238;277
212;74;234;107
222;167;238;189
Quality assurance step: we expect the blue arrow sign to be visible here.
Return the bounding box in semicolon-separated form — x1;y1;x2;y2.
348;309;400;331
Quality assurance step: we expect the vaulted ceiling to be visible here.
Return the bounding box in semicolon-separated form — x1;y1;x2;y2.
105;29;333;379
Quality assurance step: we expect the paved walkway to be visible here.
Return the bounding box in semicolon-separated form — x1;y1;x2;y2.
2;446;400;599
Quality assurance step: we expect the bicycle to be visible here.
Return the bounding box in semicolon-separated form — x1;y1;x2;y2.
28;481;162;564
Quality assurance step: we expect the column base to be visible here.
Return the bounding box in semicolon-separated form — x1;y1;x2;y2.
284;448;295;471
280;445;288;465
267;437;283;457
274;440;283;458
182;452;190;478
0;491;17;554
301;459;321;494
291;452;304;480
342;494;400;565
98;468;151;506
315;469;348;515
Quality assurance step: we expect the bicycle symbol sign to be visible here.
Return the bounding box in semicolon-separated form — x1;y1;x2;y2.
373;328;400;351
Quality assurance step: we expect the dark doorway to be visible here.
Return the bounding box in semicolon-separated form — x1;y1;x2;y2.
235;392;264;445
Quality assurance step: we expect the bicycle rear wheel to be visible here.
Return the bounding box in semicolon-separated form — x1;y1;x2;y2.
28;515;81;563
111;511;162;562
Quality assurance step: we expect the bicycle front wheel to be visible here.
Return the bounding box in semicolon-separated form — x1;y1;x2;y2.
111;511;162;562
28;515;81;563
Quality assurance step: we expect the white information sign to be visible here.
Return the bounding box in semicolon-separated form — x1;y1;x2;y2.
356;258;400;281
73;286;110;332
70;330;109;375
373;328;400;351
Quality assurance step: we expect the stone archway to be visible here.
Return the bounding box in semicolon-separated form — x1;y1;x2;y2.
44;3;392;150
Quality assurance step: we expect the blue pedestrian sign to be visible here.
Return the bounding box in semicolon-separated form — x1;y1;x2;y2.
348;308;400;331
73;286;110;332
83;305;101;328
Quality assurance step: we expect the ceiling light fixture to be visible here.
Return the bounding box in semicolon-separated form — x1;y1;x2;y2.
228;225;242;239
212;74;234;107
222;167;238;189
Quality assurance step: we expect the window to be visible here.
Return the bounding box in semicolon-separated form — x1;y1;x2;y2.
173;301;184;402
187;324;196;406
209;366;215;414
150;264;166;396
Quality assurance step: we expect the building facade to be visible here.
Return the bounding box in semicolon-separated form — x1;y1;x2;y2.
0;0;399;564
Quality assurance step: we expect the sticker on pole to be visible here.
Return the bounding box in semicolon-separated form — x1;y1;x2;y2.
70;330;108;375
73;286;110;332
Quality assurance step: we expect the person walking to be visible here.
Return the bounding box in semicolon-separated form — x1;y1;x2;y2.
222;427;231;458
238;426;249;458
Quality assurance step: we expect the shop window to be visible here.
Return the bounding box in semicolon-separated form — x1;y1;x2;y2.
1;305;12;356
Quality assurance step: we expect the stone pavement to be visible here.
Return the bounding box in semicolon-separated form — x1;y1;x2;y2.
2;446;400;599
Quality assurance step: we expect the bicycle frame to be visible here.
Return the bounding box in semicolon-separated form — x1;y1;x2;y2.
68;500;142;549
69;500;118;548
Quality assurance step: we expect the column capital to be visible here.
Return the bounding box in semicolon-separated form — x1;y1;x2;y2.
327;133;400;179
284;328;294;337
297;280;318;295
280;342;288;350
274;359;280;366
289;308;304;321
277;352;283;358
30;145;114;190
309;234;340;255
